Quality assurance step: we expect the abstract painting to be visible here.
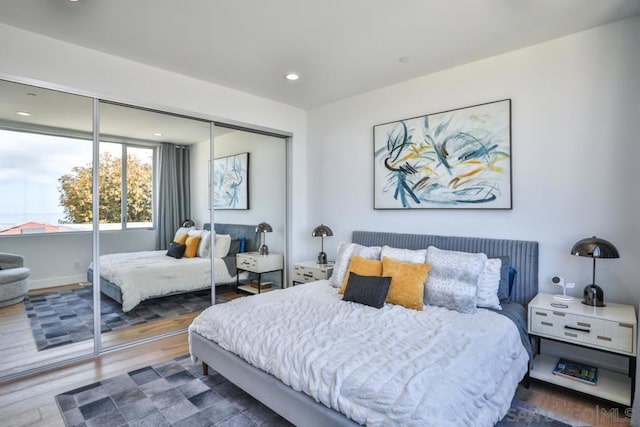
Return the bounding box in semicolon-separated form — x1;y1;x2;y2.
374;99;511;209
213;152;249;210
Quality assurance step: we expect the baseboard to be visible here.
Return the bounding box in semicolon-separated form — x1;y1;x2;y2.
29;274;86;290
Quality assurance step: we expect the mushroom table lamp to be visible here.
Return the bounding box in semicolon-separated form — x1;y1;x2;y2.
312;224;333;265
256;222;273;255
570;236;620;307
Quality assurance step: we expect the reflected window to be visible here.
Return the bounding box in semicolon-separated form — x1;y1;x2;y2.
99;142;154;230
0;129;92;234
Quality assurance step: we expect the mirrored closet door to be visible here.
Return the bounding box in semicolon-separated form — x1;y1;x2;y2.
0;79;95;378
98;101;212;350
208;126;287;298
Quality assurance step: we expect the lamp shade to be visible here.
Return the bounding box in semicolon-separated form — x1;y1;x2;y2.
255;222;273;233
312;224;333;237
570;236;619;259
181;219;195;227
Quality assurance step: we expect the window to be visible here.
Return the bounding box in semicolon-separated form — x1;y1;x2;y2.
0;129;155;235
0;129;93;235
99;142;154;230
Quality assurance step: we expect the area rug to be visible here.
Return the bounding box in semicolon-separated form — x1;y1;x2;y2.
56;355;586;427
23;285;240;352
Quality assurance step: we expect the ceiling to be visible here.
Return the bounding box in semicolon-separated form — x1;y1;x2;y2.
0;79;232;144
0;1;639;109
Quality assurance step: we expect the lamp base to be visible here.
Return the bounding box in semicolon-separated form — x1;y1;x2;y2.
317;252;327;265
258;245;269;256
581;284;605;307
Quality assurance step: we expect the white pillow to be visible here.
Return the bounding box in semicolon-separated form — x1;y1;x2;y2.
197;230;212;258
329;242;382;288
424;246;487;314
188;229;204;237
214;234;232;258
173;226;192;242
380;245;428;264
476;258;502;310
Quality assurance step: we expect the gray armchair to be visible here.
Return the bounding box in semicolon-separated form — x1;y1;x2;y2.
0;253;30;307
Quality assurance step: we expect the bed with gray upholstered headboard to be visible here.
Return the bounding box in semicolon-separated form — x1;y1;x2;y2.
88;223;258;312
189;230;539;426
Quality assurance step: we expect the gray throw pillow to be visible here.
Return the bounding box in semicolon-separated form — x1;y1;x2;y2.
166;242;186;259
343;272;391;309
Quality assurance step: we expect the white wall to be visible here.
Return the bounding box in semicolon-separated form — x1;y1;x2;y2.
0;23;309;286
307;16;640;304
190;131;287;254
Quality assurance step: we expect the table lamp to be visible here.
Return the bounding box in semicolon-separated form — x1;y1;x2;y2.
570;236;619;307
312;224;333;265
256;222;272;255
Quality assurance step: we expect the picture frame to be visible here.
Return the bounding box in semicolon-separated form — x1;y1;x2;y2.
373;99;511;210
213;152;250;210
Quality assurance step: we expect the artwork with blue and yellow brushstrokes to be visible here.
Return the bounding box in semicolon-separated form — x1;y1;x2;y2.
213;152;249;210
373;99;511;209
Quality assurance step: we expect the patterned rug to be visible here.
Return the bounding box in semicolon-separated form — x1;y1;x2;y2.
56;355;585;427
23;285;239;352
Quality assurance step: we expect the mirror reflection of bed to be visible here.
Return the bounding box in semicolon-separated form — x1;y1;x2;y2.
92;223;257;349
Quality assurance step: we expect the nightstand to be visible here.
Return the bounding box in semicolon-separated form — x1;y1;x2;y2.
236;252;284;294
292;261;334;285
528;293;637;406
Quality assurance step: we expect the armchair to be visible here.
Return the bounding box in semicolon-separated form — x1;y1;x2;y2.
0;252;30;307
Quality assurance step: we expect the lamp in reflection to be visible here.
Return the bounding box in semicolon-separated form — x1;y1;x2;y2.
312;224;333;265
256;222;273;255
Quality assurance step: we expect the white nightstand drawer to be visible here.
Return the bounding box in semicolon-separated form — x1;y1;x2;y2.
292;262;334;284
530;308;556;335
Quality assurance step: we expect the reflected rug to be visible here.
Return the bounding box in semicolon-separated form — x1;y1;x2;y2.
56;355;587;427
23;285;240;351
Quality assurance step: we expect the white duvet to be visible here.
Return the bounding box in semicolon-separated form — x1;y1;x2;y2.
189;280;528;426
97;251;235;312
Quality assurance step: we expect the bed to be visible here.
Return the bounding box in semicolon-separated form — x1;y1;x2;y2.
88;223;257;312
188;231;539;426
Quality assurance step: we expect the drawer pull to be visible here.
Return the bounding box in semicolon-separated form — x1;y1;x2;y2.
303;273;313;278
597;335;612;342
565;325;590;333
535;311;548;317
619;323;634;329
577;322;591;328
553;311;566;317
541;321;553;327
564;332;578;338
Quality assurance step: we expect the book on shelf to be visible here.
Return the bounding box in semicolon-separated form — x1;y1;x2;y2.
249;280;273;290
552;358;598;385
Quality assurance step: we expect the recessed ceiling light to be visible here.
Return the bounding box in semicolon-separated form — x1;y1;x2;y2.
16;111;31;116
399;57;410;63
284;73;300;81
153;132;164;137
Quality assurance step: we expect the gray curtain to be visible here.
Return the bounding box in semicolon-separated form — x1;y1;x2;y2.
156;143;191;250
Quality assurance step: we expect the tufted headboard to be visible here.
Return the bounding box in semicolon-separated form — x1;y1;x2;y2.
204;223;258;253
352;230;539;306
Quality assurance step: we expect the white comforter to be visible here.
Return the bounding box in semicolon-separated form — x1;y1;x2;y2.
97;251;234;312
189;280;528;426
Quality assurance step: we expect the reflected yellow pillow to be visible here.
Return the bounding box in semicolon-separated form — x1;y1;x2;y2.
175;233;188;245
184;235;202;258
339;255;383;294
382;256;430;311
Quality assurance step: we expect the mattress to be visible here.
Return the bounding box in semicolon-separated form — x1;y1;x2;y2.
94;251;236;312
189;280;529;426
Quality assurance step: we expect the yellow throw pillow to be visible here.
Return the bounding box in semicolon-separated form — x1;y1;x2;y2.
382;256;431;311
184;235;202;258
339;255;383;294
175;233;188;245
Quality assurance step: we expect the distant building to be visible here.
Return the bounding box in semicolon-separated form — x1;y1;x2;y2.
0;221;75;235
